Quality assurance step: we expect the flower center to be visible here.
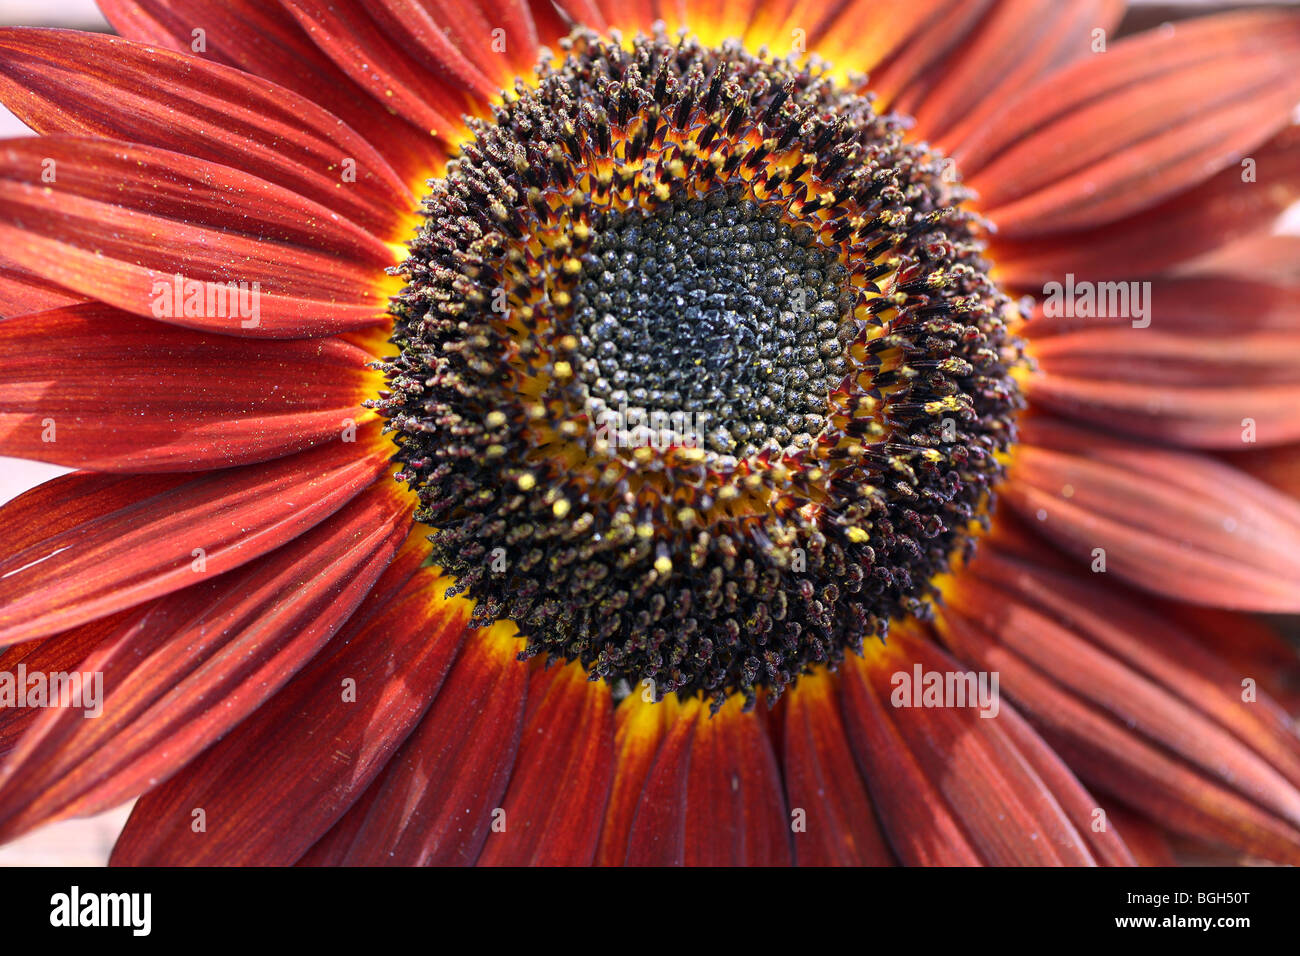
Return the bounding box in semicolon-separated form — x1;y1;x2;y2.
573;194;851;457
378;28;1024;707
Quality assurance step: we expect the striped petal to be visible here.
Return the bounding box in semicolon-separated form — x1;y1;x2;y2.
849;0;998;108
280;0;486;141
301;624;528;866
1021;275;1300;338
0;303;378;471
624;697;700;865
936;556;1300;864
594;693;681;866
109;557;471;865
1006;417;1300;610
0;27;416;241
0;139;395;338
960;10;1300;237
1182;233;1300;286
0;610;131;761
477;660;615;866
0;428;391;645
992;126;1300;287
363;0;542;92
914;0;1125;152
781;671;893;866
0;257;86;318
839;626;1105;865
0;480;412;841
1026;329;1300;448
624;695;792;865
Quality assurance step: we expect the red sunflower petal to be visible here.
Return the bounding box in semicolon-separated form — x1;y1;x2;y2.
917;0;1125;152
1006;417;1300;610
992;704;1135;866
850;0;999;108
781;670;894;866
935;571;1300;864
0;27;416;241
840;627;1103;865
1103;803;1177;867
953;548;1300;799
1167;602;1300;718
0;256;86;318
303;624;528;866
0;610;133;760
624;696;701;865
622;692;792;866
0;303;377;471
362;0;541;92
280;0;484;139
594;693;680;866
476;660;615;866
1020;275;1300;338
959;10;1300;237
0;479;411;841
992;126;1300;287
97;0;441;189
108;559;471;865
1232;442;1300;501
0;428;391;645
2;137;394;265
1026;329;1300;449
0;141;394;338
1181;233;1300;286
679;696;792;866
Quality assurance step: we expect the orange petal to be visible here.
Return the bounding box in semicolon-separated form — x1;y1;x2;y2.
477;660;615;865
961;10;1300;237
300;625;529;866
1007;417;1300;611
0;27;416;241
0;429;391;645
0;303;377;471
0;480;412;841
109;559;470;865
782;670;894;865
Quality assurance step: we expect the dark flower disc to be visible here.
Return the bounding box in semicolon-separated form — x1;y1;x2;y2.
378;28;1026;707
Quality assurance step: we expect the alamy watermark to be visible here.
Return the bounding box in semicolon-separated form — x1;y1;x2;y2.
0;664;103;718
890;664;1000;719
150;273;261;328
1042;273;1151;328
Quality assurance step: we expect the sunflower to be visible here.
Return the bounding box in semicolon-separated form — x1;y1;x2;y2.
0;0;1298;868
